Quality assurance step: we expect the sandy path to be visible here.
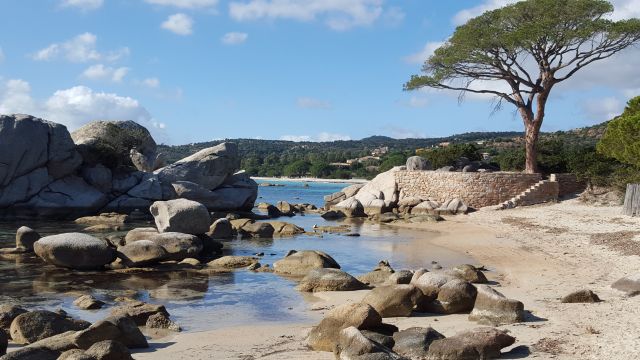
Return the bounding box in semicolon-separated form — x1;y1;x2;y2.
138;200;640;360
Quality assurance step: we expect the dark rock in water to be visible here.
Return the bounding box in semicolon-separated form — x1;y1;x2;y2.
406;156;432;171
145;313;181;332
198;234;224;256
208;256;259;269
276;201;296;216
9;310;90;344
207;218;234;239
345;233;361;237
469;285;525;325
612;273;640;296
150;199;211;235
561;289;601;303
296;268;367;292
320;210;346;220
393;327;445;358
427;327;515;360
85;340;133;360
75;213;129;226
74;295;105;310
0;329;6;356
33;233;116;270
238;222;275;238
268;221;305;236
307;303;382;352
16;226;40;251
110;299;169;326
0;304;27;332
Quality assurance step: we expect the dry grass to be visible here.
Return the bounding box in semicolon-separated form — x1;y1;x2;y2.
590;231;640;256
502;216;569;235
532;337;564;355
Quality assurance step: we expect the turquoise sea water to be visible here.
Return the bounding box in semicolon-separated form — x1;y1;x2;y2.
0;181;473;331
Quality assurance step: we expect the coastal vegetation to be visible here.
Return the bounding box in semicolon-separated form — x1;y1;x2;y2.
404;0;640;173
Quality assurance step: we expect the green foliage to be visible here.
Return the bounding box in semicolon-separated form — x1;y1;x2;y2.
379;152;409;172
597;96;640;167
419;144;481;169
493;148;526;172
309;162;334;178
283;160;311;177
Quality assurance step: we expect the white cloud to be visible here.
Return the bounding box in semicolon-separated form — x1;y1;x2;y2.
280;132;351;142
32;33;129;63
383;126;426;139
608;0;640;20
582;97;624;122
145;0;218;9
142;77;161;88
296;97;331;109
0;79;167;141
221;32;248;45
162;13;194;35
229;0;385;31
60;0;104;11
82;64;130;83
404;41;444;65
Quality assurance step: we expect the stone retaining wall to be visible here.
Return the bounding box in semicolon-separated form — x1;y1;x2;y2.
395;171;543;208
553;173;587;197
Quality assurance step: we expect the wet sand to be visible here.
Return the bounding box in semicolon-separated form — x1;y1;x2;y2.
138;199;640;359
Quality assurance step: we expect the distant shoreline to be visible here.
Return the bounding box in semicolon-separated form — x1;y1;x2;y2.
251;176;368;184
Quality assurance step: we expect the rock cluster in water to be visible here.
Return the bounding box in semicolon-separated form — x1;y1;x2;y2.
0;114;257;219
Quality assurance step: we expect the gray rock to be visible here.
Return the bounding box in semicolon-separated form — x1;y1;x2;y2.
324;191;346;208
561;289;601;303
411;272;454;299
123;227;158;243
155;142;239;190
85;340;133;360
357;261;395;286
207;218;235;239
333;198;366;218
273;250;340;276
268;221;305;237
117;240;168;267
172;173;258;212
0;305;27;333
71;120;157;172
143;232;203;261
74;295;105;310
446;264;488;284
361;330;395;349
337;326;405;359
307;303;382;352
392;327;445;358
59;349;94;360
208;256;258;269
145;313;181;332
238;222;275;238
34;233;116;270
342;183;365;198
362;285;424;317
81;164;112;193
0;347;59;360
296;268;367;292
436;166;455;172
427;327;515;360
612;273;640;296
406;156;432;171
127;173;164;200
16;226;40;251
151;199;211;235
469;285;525;325
110;300;168;326
422;279;477;314
321;210;346;220
385;270;414;285
82;316;148;349
9;310;90;344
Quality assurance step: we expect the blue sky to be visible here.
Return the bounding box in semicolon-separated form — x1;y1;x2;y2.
0;0;638;145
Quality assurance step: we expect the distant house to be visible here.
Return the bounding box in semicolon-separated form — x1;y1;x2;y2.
438;142;451;148
330;162;351;168
371;146;389;156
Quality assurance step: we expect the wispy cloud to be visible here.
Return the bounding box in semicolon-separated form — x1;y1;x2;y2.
145;0;218;9
81;64;129;83
281;132;351;142
60;0;104;11
32;33;129;63
221;32;248;45
162;13;194;35
404;41;444;65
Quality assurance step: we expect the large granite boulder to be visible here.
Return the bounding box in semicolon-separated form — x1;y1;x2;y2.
446;264;488;284
355;169;399;211
207;218;235;239
332;197;365;218
9;310;90;344
171;173;257;212
468;285;525;325
422;279;477;314
392;327;445;359
16;226;40;251
208;256;259;269
71;120;158;171
150;199;211;235
73;315;148;349
117;240;168;267
296;268;367;292
142;232;203;261
337;326;405;359
155;142;240;190
0;305;27;334
0;114;81;208
307;303;382;352
357;261;396;286
110;300;168;326
362;284;424;317
406;156;432;171
273;250;341;276
33;233;116;270
426;327;516;359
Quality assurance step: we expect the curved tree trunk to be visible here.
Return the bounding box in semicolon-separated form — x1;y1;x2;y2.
524;123;539;174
